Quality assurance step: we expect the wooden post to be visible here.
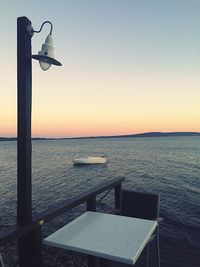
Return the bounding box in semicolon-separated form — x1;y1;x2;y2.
87;197;96;266
17;16;32;224
87;197;96;211
18;226;43;267
115;183;122;212
17;16;42;267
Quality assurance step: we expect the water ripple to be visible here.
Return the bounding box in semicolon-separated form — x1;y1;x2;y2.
0;137;200;248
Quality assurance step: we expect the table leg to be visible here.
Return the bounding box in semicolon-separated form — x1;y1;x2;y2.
88;255;99;267
88;257;111;267
99;258;112;267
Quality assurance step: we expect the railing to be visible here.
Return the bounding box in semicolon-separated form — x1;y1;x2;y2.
0;176;125;267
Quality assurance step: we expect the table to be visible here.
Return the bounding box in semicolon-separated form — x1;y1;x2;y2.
43;211;157;265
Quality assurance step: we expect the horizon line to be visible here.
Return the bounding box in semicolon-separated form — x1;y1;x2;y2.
1;131;200;140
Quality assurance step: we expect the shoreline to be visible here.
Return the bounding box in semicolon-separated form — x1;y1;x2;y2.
1;131;200;141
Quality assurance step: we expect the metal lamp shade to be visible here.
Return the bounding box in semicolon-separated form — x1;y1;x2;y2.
32;34;62;71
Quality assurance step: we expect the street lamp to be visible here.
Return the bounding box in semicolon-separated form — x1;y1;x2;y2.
17;16;61;267
29;21;62;70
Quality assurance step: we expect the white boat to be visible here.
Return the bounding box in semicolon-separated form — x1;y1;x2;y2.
73;156;107;165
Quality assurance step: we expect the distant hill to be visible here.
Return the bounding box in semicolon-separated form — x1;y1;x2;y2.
0;132;200;141
0;137;17;141
67;131;200;139
120;132;200;138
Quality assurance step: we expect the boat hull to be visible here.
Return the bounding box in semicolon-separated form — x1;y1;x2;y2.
73;157;107;165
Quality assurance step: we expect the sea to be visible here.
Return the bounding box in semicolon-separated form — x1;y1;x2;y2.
0;136;200;250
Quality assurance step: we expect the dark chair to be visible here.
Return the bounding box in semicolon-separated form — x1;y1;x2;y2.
120;189;161;267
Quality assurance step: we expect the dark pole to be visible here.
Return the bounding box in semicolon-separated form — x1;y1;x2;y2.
17;16;42;267
17;17;32;224
115;183;122;212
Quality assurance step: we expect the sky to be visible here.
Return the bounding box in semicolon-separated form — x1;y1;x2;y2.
0;0;200;138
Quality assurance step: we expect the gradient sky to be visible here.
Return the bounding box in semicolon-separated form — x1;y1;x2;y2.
0;0;200;137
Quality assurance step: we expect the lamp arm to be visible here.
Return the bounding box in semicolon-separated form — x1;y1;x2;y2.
27;21;53;37
33;21;53;34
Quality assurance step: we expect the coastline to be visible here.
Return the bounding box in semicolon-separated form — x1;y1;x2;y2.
1;131;200;142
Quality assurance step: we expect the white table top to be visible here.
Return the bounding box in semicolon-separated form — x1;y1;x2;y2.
43;211;157;265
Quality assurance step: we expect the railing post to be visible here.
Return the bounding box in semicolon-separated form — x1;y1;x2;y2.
115;183;122;211
87;196;96;211
18;226;43;267
87;196;97;267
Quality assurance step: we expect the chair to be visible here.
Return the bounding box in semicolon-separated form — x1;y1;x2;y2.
120;189;161;267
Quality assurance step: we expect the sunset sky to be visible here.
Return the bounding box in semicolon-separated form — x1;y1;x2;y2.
0;0;200;137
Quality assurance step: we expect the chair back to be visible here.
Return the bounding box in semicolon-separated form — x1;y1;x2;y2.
120;189;159;220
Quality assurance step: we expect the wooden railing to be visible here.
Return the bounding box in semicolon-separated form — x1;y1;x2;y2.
0;176;125;267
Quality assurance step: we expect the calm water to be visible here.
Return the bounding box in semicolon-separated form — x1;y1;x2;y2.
0;137;200;248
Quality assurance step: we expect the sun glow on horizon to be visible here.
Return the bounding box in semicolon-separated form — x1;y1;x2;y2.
1;1;200;138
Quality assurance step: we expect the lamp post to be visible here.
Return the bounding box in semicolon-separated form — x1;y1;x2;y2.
17;16;61;267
